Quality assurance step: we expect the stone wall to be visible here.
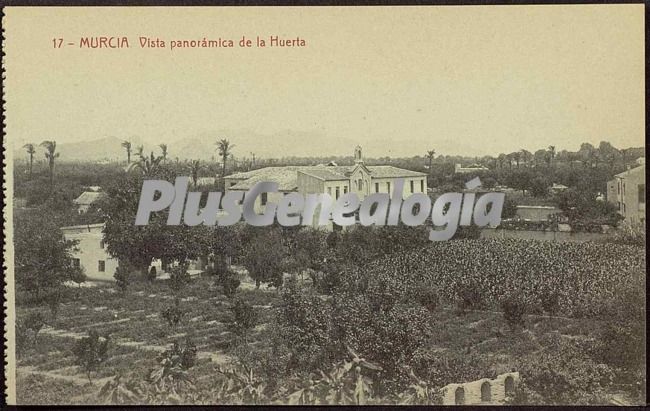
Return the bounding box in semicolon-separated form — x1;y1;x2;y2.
440;372;519;405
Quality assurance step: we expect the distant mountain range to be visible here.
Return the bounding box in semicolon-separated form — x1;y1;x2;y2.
13;130;360;163
12;132;645;163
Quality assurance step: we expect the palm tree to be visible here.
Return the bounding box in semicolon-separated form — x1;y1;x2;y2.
23;143;36;180
39;140;59;189
121;140;132;164
188;160;203;188
547;145;556;167
135;145;144;159
497;153;507;169
128;151;164;176
520;149;533;167
621;148;630;169
159;144;168;161
510;151;521;168
425;150;435;174
216;139;234;183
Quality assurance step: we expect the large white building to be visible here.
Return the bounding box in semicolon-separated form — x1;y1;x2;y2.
224;146;428;224
606;162;646;224
61;223;118;281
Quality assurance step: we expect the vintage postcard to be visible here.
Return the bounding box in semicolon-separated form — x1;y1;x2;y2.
2;5;646;406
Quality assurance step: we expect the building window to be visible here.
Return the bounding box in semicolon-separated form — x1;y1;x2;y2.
618;201;621;211
335;187;340;200
98;260;106;272
343;186;348;194
623;182;626;195
639;184;645;204
375;182;379;193
72;258;80;268
99;240;104;249
230;182;236;187
421;180;425;192
387;182;391;193
623;203;626;213
618;181;621;194
327;187;332;195
410;180;414;193
261;192;268;206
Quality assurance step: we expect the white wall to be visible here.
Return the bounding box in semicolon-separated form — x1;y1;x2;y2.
62;225;118;282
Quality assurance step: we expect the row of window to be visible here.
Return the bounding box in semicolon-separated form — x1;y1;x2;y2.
256;180;427;205
71;258;105;272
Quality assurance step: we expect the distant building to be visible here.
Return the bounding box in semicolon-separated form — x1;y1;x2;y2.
607;164;645;223
515;205;561;222
195;176;217;187
73;191;106;214
61;223;207;282
455;163;489;174
224;146;428;227
550;183;568;194
61;223;118;281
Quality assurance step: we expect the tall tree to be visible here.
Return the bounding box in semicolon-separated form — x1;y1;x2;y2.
23;143;36;180
159;144;168;161
14;210;82;309
128;151;164;176
547;145;556;167
39;140;59;189
135;145;144;159
520;149;533;167
188;160;203;188
216;139;234;184
121;140;132;164
425;150;435;175
497;153;507;169
510;151;521;168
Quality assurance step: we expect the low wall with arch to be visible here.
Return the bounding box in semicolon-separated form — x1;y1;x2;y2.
440;372;520;405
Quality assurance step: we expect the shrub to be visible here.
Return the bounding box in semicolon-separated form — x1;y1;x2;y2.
539;290;560;315
274;280;334;373
73;330;110;383
162;299;183;327
147;339;198;400
455;283;483;313
16;311;46;355
148;266;157;282
330;297;433;394
114;265;130;293
43;288;65;318
608;219;646;247
501;295;526;330
217;268;241;298
169;262;191;292
595;275;645;375
309;258;347;294
513;339;615;405
416;287;439;312
230;298;258;341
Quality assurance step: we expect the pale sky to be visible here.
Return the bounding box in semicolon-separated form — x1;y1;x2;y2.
4;5;645;157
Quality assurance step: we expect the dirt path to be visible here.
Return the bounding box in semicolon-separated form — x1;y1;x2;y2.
17;365;113;387
39;325;234;364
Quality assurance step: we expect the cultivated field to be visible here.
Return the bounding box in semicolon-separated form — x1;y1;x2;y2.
14;238;646;405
